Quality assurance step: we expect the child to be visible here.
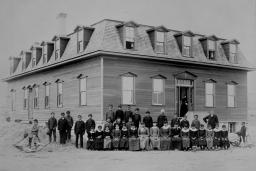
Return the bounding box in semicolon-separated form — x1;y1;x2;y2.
128;124;140;151
240;122;247;146
150;122;160;150
138;122;150;151
119;124;129;150
198;124;207;150
206;125;214;150
160;121;171;150
85;114;96;134
126;117;134;130
170;123;181;150
221;125;229;150
74;115;85;148
95;125;104;150
213;124;221;150
181;126;190;151
112;124;121;150
191;114;201;130
29;119;40;149
189;123;198;151
104;117;113;131
103;126;112;150
87;128;96;150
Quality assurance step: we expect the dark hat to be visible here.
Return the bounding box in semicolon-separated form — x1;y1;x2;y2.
61;112;65;116
135;108;140;111
146;111;150;114
118;104;122;108
33;119;38;123
66;110;70;114
88;113;92;117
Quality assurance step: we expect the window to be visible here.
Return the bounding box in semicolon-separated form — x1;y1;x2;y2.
183;36;191;57
155;31;165;53
208;40;216;60
43;45;47;64
152;79;165;105
78;29;84;52
227;84;236;107
32;50;36;67
122;76;135;104
79;77;87;106
24;88;28;110
11;90;16;111
45;84;50;108
230;44;237;63
205;82;215;107
125;27;135;49
55;40;60;60
228;122;236;133
33;86;39;109
57;82;63;107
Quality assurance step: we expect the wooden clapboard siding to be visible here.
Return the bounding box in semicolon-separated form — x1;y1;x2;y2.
103;56;247;122
7;57;102;122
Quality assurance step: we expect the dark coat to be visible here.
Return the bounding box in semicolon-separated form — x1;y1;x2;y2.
66;115;74;128
124;110;133;122
170;128;181;137
170;118;180;128
157;114;167;128
48;117;57;130
58;118;68;131
74;120;85;135
143;116;153;128
133;114;141;128
115;109;124;121
105;110;115;122
180;119;190;128
203;114;219;129
85;118;96;132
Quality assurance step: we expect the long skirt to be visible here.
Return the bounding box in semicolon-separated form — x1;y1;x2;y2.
190;138;198;147
87;139;95;150
160;137;171;150
139;136;150;150
129;137;140;151
206;137;213;149
182;137;190;149
198;137;207;147
94;138;104;150
104;137;112;149
170;137;181;150
119;137;129;150
112;137;120;149
150;137;160;150
213;138;220;147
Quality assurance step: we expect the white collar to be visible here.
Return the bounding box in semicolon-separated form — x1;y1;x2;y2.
182;128;189;132
190;128;197;131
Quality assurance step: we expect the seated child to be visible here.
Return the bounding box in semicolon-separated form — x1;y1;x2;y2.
189;124;199;151
150;122;160;150
112;124;121;150
181;126;190;151
128;124;140;151
95;125;104;150
103;126;112;150
87;128;96;150
170;123;181;150
120;124;129;150
221;125;230;150
206;125;214;150
138;122;150;151
198;124;207;150
159;121;171;151
213;124;221;150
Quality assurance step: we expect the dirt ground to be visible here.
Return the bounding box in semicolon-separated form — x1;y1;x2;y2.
0;118;256;171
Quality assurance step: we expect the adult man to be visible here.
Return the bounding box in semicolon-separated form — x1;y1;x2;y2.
180;115;190;128
170;113;180;128
133;108;141;129
157;109;168;128
124;105;133;123
143;111;153;129
203;110;219;129
65;110;74;141
115;105;124;122
58;113;68;144
74;115;85;148
47;112;57;143
85;114;96;133
105;104;115;122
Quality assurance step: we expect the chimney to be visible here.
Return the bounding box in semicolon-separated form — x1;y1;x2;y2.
56;13;67;36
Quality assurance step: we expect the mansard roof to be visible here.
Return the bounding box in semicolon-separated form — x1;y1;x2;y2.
4;19;254;81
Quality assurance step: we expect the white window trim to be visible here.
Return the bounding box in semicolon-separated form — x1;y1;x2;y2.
182;36;192;57
152;78;165;105
205;82;215;107
121;76;136;105
79;77;87;106
227;84;236;108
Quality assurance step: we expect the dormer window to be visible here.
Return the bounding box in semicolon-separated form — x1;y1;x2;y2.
74;26;94;53
199;35;219;60
230;43;238;63
156;31;165;53
125;27;135;49
221;39;239;64
174;31;194;57
52;36;70;60
78;29;83;52
32;50;36;67
43;45;47;64
208;40;216;60
147;26;168;54
55;39;60;60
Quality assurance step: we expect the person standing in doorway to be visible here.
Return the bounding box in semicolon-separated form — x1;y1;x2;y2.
47;112;57;143
180;95;188;118
65;110;74;142
58;113;68;144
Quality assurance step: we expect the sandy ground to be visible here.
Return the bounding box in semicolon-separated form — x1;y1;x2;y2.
0;118;256;171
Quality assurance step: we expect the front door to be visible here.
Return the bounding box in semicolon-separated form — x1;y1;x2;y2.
28;88;33;120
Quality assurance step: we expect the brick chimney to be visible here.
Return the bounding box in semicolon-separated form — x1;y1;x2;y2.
56;13;67;36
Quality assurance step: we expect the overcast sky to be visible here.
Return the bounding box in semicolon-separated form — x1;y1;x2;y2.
0;0;255;112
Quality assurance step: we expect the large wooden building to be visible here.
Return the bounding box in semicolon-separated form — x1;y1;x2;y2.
4;19;254;132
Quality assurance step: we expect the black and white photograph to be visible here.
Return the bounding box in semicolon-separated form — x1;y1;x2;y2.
0;0;256;171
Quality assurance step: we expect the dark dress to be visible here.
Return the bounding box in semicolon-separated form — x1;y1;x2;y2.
126;121;134;130
181;129;190;149
58;118;68;144
221;130;230;149
120;129;129;150
103;130;112;149
170;127;182;150
112;129;121;149
159;126;171;150
143;116;153;129
115;109;124;121
104;122;113;131
85;118;96;133
198;129;207;147
180;97;188;117
95;130;104;150
170;118;181;128
157;114;167;128
129;128;140;151
74;120;85;148
213;128;221;147
124;110;133;123
203;114;219;129
87;131;96;150
133;114;141;129
180;119;190;128
189;128;199;147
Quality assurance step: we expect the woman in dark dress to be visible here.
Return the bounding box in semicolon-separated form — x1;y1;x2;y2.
159;121;171;150
87;128;96;150
112;124;121;150
95;125;104;150
181;126;190;151
119;124;129;150
128;124;140;151
180;96;188;117
198;124;207;150
189;124;199;150
103;126;112;150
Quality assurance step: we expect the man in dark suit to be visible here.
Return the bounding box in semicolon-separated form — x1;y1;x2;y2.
58;113;68;144
74;115;85;148
124;105;133;123
47;112;57;143
157;109;168;128
171;113;180;128
203;110;219;129
115;105;124;122
143;111;153;129
133;108;141;129
85;114;96;134
105;104;115;122
65;110;74;142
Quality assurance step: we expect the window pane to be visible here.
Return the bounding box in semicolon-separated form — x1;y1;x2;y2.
183;46;190;56
56;40;60;50
24;89;28;99
153;79;164;92
80;78;87;92
228;96;235;107
155;42;164;53
208;40;215;50
228;85;235;95
156;32;164;42
206;94;214;107
45;85;50;96
205;83;214;94
122;77;134;90
58;83;62;94
230;44;236;53
80;92;87;105
122;90;133;104
183;36;191;46
78;30;83;41
126;27;134;42
35;87;39;97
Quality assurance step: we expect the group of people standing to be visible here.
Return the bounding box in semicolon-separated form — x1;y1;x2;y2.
44;105;231;151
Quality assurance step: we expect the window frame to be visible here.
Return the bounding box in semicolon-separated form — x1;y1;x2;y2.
121;75;136;105
77;29;84;53
229;43;238;63
43;45;47;64
155;31;165;54
227;83;236;108
33;86;39;109
205;81;216;107
55;39;60;60
56;81;63;108
182;36;192;57
124;26;135;50
44;83;50;109
152;78;165;105
79;76;87;106
10;89;16;111
23;88;28;110
207;40;216;60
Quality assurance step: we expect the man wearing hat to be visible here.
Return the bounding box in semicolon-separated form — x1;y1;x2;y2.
58;112;68;144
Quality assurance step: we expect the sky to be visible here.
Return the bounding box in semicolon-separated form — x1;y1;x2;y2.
0;0;255;113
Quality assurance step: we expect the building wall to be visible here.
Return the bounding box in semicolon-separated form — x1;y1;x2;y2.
7;57;102;122
103;56;248;122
